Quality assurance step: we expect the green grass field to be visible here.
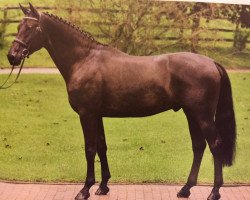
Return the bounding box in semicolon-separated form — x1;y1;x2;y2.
0;73;249;184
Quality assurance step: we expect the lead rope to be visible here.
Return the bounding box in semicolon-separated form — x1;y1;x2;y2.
0;58;26;89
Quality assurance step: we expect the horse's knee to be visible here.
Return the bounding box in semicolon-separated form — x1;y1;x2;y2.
85;147;96;160
97;144;107;157
192;140;206;153
97;134;107;150
97;143;107;152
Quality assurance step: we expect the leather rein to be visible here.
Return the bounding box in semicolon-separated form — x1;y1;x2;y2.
0;17;39;89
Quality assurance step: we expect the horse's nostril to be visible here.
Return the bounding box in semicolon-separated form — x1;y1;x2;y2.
7;54;15;63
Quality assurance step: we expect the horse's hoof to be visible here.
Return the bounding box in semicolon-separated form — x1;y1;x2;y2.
95;185;110;195
75;190;90;200
177;188;191;198
207;192;221;200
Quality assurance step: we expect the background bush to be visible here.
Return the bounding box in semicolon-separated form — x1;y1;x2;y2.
0;23;6;49
0;1;249;67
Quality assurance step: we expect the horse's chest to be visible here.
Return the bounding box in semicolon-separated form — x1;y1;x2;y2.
67;80;103;115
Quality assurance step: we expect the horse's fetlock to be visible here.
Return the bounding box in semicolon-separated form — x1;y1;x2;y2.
85;178;95;188
187;180;197;188
214;181;223;188
103;173;111;181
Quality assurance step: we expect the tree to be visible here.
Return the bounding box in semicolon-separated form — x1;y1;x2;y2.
0;9;7;49
0;26;5;49
89;0;156;55
221;4;250;52
54;0;193;55
54;1;249;55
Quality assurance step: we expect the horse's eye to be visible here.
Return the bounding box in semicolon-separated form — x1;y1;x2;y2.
25;23;33;30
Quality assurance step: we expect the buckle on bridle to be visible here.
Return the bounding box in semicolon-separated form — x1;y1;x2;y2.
22;49;29;58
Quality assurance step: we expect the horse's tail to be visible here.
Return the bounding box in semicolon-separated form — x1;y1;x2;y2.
215;62;236;167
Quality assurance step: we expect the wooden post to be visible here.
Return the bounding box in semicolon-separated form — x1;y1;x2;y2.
0;8;7;46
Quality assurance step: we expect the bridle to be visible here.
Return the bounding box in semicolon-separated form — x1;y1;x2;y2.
0;16;40;89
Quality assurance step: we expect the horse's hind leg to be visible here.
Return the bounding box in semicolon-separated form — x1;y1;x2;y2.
192;111;223;200
199;118;223;200
177;109;206;198
95;121;111;195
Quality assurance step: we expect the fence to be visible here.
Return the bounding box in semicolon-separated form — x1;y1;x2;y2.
0;6;250;44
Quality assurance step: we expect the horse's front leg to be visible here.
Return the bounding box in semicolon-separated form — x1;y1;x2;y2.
75;115;99;200
95;118;111;195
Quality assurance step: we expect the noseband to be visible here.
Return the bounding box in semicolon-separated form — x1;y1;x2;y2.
0;17;40;89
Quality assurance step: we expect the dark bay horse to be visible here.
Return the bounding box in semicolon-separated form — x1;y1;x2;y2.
7;4;236;200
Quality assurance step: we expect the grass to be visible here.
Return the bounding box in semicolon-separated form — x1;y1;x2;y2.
0;73;249;184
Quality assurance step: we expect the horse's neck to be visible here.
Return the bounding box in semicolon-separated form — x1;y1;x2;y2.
41;14;97;82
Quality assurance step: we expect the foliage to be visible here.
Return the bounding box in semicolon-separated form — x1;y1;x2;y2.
220;4;250;51
54;1;208;55
221;5;250;28
0;26;5;49
0;1;249;67
0;73;249;183
88;0;157;55
233;28;250;52
54;0;177;55
0;16;6;49
54;1;250;55
186;3;221;52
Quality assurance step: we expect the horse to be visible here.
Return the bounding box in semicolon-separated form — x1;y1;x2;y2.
7;4;236;200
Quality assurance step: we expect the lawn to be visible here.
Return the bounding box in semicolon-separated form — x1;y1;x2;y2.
0;73;249;184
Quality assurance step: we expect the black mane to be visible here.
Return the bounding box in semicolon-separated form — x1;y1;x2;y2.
43;12;106;46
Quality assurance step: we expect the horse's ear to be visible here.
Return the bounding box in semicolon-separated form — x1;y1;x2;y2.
19;3;29;15
29;3;40;19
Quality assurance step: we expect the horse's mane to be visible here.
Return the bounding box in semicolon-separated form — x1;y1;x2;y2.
43;12;107;46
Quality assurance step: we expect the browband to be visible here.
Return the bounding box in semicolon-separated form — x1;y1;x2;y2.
23;16;39;21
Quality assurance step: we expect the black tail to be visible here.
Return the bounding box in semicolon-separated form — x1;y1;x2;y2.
215;62;236;167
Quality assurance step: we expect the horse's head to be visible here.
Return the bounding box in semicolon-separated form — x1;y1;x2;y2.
7;3;44;66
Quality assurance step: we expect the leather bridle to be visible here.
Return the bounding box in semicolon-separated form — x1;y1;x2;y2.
0;16;40;89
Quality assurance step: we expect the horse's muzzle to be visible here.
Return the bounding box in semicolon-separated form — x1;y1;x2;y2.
7;53;22;66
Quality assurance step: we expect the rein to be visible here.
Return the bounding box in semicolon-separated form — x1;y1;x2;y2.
0;59;26;89
0;17;39;89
